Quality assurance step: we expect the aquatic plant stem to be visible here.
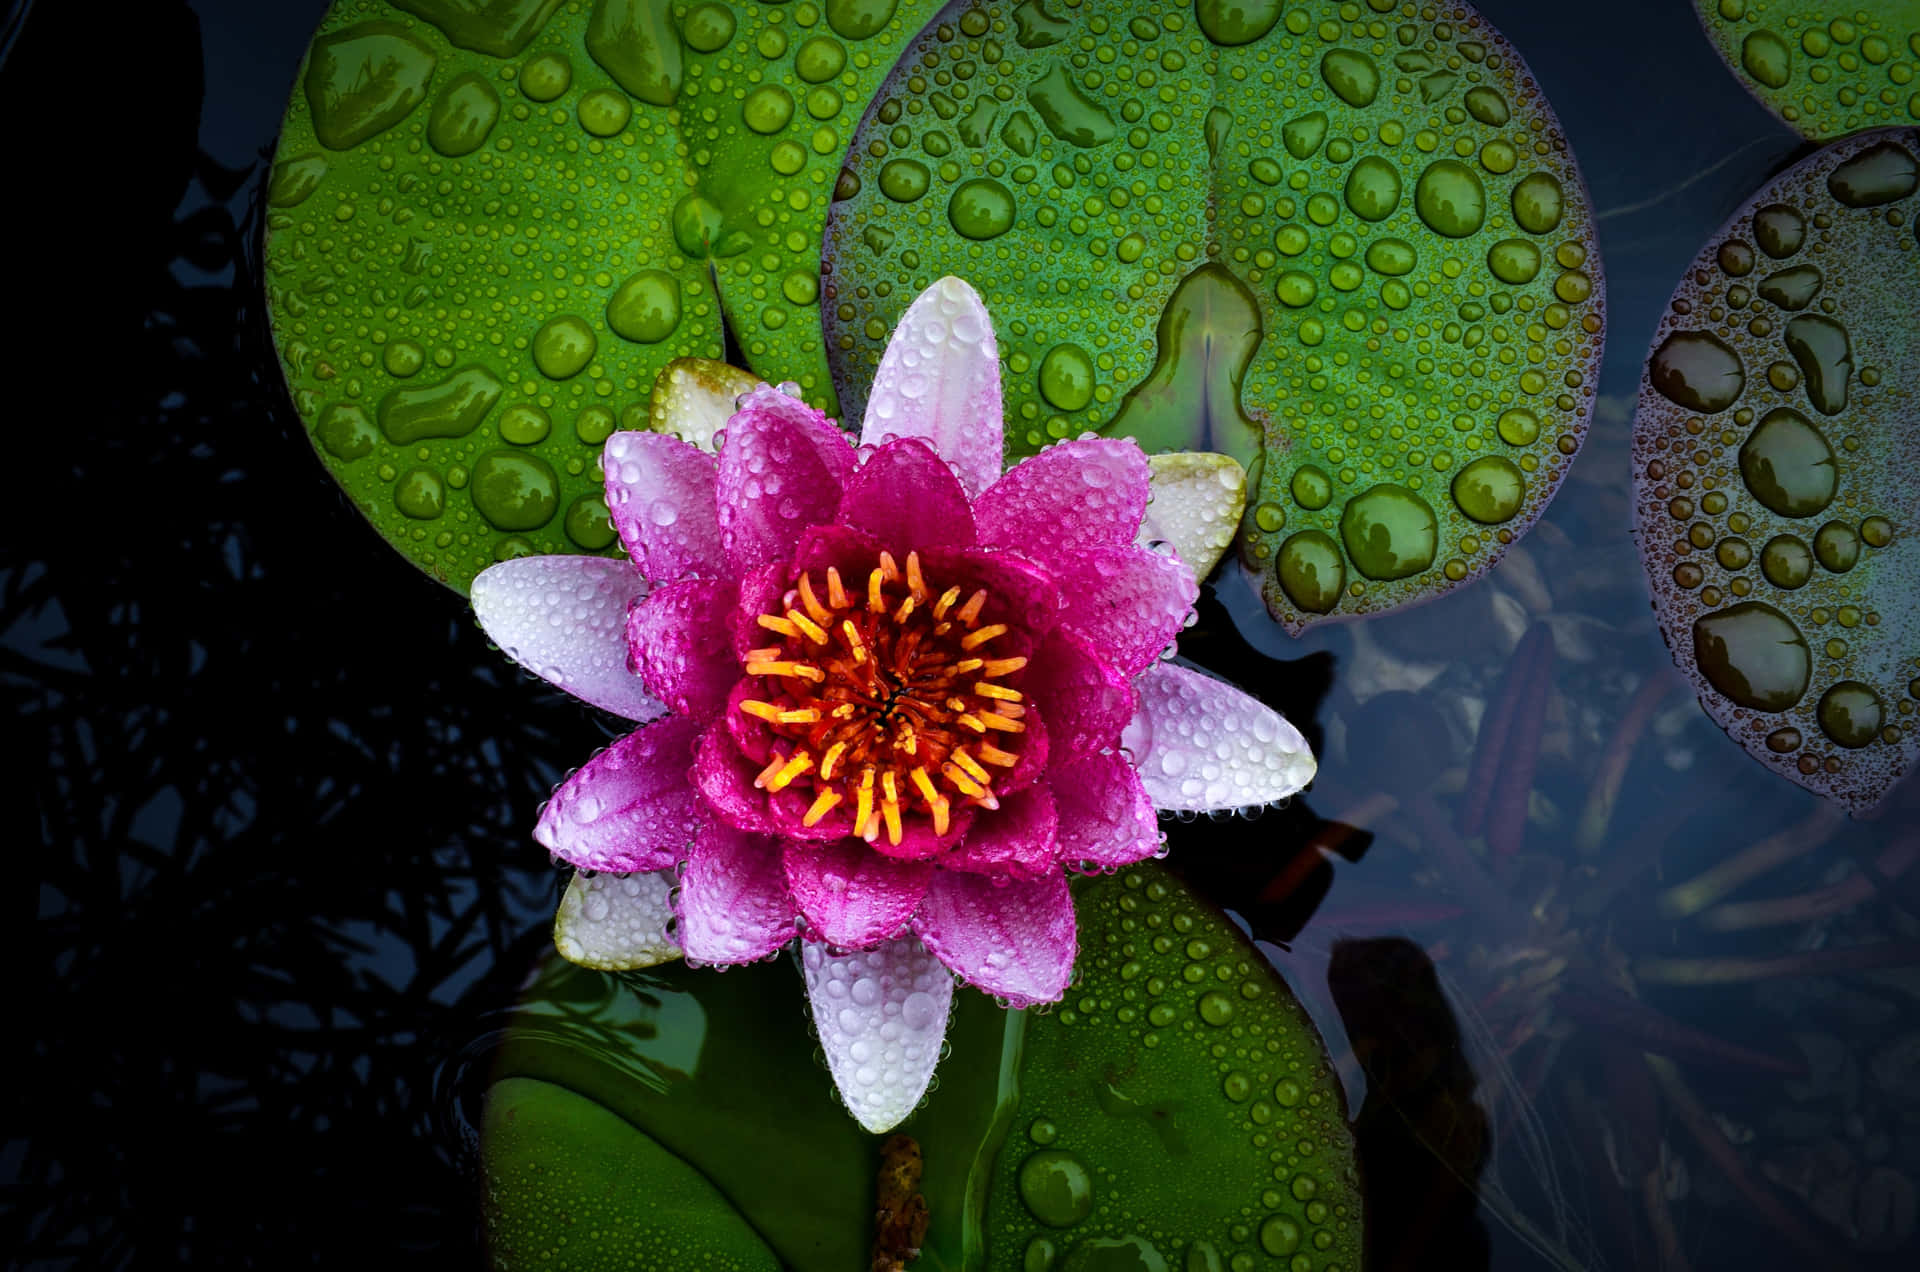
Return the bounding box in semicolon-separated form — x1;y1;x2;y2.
1559;981;1804;1076
1698;834;1919;931
1654;803;1844;918
1573;671;1684;856
1635;941;1920;985
1459;623;1555;848
1640;1169;1692;1272
1643;1055;1831;1264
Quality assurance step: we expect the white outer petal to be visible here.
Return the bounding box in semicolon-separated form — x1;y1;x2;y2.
553;869;682;971
1139;452;1247;585
471;556;665;722
1122;662;1317;811
647;357;764;453
858;276;1003;498
801;936;954;1134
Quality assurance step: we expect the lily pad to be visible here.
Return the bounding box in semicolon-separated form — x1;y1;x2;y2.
1693;1;1920;140
267;0;945;592
1631;127;1919;810
822;0;1604;633
480;862;1359;1270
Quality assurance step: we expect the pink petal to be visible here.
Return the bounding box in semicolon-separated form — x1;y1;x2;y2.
533;717;704;872
1050;545;1198;677
1122;663;1318;812
1022;626;1136;767
717;384;856;578
692;720;780;834
941;785;1060;881
866;806;975;860
801;937;953;1132
912;869;1076;1008
676;818;797;965
1049;752;1161;871
785;839;932;947
625;578;738;720
791;522;886;579
728;562;791;662
836;437;977;550
974;439;1151;571
471;556;665;723
919;546;1063;641
858;277;1003;499
601;430;724;582
990;699;1050;796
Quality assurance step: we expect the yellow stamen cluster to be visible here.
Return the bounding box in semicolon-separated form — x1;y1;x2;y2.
739;551;1030;846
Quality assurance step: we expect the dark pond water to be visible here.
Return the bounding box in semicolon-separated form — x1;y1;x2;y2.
11;0;1918;1267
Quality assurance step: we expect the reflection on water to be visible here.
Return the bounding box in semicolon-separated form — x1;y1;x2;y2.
12;0;1920;1267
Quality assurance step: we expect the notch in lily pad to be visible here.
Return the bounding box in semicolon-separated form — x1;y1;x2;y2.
823;0;1604;634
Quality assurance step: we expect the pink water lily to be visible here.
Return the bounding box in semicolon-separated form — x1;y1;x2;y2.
471;278;1315;1132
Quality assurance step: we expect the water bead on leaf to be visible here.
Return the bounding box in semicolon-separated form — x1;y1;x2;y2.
485;863;1359;1269
1693;0;1920;141
269;0;949;592
823;0;1602;634
1632;127;1919;809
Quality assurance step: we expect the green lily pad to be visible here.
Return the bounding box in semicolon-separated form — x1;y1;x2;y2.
480;862;1359;1270
822;0;1604;633
481;1077;784;1270
1631;126;1919;810
266;0;945;592
1692;1;1920;140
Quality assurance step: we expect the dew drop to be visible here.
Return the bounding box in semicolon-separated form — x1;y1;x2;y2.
1692;602;1811;712
1650;331;1745;413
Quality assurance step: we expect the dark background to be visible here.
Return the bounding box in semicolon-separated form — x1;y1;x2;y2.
7;0;1813;1266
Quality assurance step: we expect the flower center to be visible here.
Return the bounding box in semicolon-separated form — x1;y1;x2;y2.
739;550;1028;846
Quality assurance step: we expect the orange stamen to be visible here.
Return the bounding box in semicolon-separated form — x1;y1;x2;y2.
802;789;842;827
765;751;813;792
797;573;832;625
959;624;1007;650
787;609;829;645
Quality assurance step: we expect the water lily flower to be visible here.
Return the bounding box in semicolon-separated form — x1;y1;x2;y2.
471;278;1315;1132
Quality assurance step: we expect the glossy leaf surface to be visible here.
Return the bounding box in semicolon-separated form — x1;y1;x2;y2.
1693;0;1920;140
267;0;944;592
479;861;1359;1269
1632;126;1918;809
824;0;1604;632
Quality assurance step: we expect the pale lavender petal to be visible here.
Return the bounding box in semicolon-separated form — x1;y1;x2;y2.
1138;453;1247;585
1049;752;1161;871
801;936;954;1133
533;717;704;872
1023;626;1135;767
785;839;931;947
601;430;724;581
1122;663;1318;812
837;437;976;550
552;868;681;971
912;869;1076;1008
626;578;738;720
974;438;1151;569
941;785;1060;881
471;555;664;722
676;819;796;964
717;384;856;577
858;277;1002;498
647;357;761;453
1051;545;1198;677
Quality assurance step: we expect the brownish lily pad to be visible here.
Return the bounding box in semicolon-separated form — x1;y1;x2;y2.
1632;126;1919;810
